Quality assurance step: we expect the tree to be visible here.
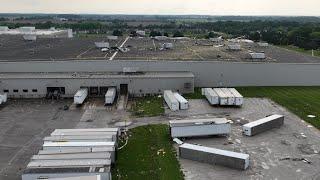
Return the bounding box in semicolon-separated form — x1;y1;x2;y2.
113;30;123;36
173;31;184;37
149;31;162;37
207;31;218;38
163;32;169;37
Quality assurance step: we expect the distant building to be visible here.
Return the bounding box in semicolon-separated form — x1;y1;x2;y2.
136;30;146;37
249;52;266;59
227;44;241;51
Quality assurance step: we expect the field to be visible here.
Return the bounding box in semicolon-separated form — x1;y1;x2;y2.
112;124;184;180
278;45;320;57
238;86;320;129
131;96;165;117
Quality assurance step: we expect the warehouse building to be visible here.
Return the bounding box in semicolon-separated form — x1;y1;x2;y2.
0;71;194;98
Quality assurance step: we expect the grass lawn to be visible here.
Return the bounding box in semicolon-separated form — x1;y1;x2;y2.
183;87;204;99
131;96;164;117
112;124;184;180
278;45;320;57
237;87;320;129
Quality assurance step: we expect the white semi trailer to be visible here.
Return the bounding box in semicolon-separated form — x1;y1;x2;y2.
228;88;244;106
164;90;179;111
179;143;249;170
243;114;284;136
221;88;235;106
0;93;7;105
204;88;219;105
213;88;228;105
74;89;88;105
105;87;116;105
173;92;189;110
169;118;231;138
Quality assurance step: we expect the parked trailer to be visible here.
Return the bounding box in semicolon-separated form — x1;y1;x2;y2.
74;89;88;105
38;146;116;164
243;114;284;136
173;92;189;110
221;88;235;105
105;87;116;105
203;88;219;105
42;142;115;151
164;90;179;111
31;152;111;161
179;143;249;170
22;167;111;180
228;88;244;106
43;135;114;143
169;118;231;138
213;88;228;105
0;93;7;104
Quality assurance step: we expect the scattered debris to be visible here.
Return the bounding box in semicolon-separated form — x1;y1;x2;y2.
157;149;166;156
173;138;184;145
280;140;291;146
279;157;312;164
297;144;319;154
63;105;69;111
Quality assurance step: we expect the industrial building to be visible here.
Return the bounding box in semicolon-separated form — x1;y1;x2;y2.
0;72;194;98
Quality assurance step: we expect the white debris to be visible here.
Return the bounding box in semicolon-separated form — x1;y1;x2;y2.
173;138;184;145
307;115;316;118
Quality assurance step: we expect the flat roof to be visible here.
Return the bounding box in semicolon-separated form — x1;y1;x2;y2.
0;72;194;79
0;35;319;63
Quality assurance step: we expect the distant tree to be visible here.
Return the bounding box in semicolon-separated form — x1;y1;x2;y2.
173;31;184;37
207;31;218;38
163;32;169;37
149;31;162;37
249;31;261;42
113;30;123;36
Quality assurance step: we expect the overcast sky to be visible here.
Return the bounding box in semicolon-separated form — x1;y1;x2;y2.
0;0;319;16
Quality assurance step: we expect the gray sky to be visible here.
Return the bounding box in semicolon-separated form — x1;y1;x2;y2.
0;0;319;16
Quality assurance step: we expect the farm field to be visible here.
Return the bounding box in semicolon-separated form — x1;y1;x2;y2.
112;124;184;180
238;86;320;129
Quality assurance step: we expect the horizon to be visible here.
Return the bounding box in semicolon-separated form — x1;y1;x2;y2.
0;0;319;16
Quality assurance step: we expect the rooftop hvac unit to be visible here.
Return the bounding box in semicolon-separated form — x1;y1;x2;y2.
107;36;118;40
23;34;37;41
136;30;146;36
249;53;266;59
227;44;241;51
210;36;223;42
163;43;173;49
0;26;9;31
154;36;169;41
95;42;110;48
258;42;269;47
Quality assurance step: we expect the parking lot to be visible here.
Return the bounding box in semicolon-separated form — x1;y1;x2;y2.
166;98;320;180
0;98;123;180
1;97;320;179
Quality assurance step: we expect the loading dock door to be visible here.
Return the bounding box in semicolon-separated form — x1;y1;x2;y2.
100;87;109;96
89;87;99;96
120;84;128;95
